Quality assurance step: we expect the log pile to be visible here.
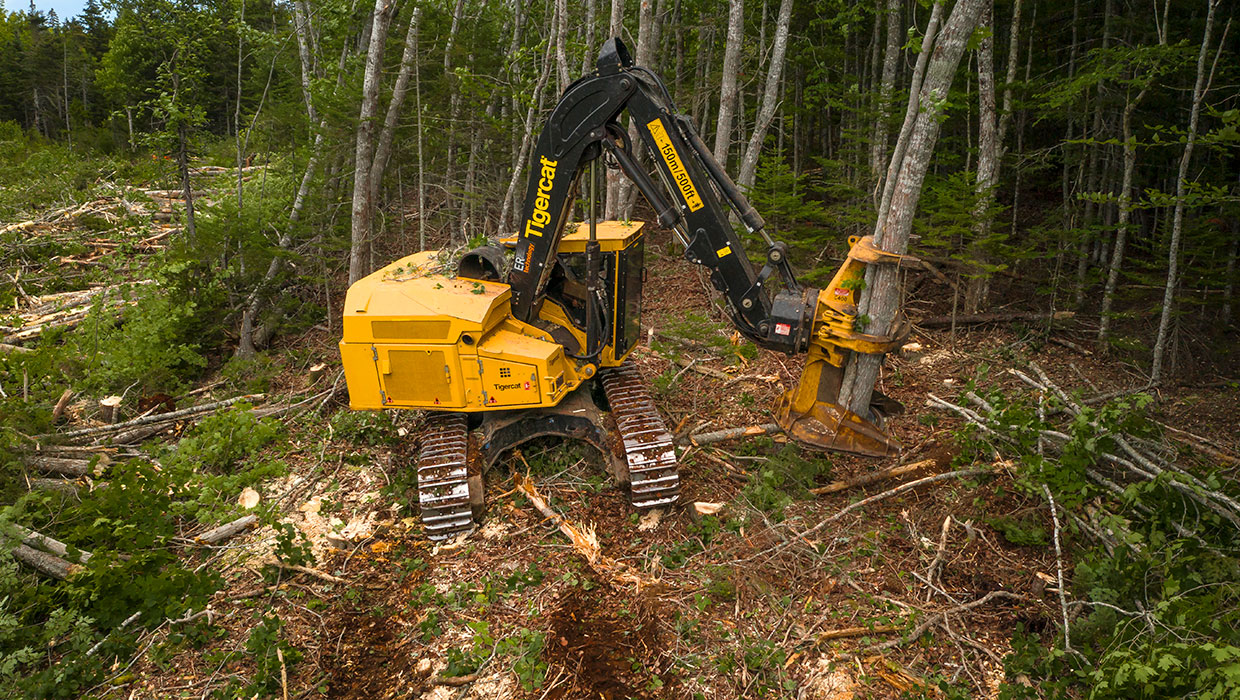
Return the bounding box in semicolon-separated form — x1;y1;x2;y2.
1;281;151;345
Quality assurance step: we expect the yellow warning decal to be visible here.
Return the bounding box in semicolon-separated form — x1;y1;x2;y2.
647;119;704;212
716;245;732;258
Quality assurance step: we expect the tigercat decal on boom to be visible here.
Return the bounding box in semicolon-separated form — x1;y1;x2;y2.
647;119;703;212
525;156;559;237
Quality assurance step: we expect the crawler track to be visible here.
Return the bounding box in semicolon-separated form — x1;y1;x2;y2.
416;413;474;540
600;362;680;508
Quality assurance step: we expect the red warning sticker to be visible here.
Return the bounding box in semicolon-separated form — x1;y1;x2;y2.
775;323;791;336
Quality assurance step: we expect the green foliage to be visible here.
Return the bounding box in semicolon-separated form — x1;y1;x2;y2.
443;621;548;691
738;440;831;523
234;614;301;699
330;408;399;446
73;259;228;396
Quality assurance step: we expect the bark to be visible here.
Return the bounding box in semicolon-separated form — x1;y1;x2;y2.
839;0;988;416
965;1;997;314
713;0;745;164
617;0;655;217
415;8;426;248
10;544;83;579
870;0;902;192
1073;0;1113;307
498;14;557;232
370;6;423;207
871;0;944;235
196;515;259;545
1151;0;1222;383
555;0;571;92
604;0;626;219
580;0;599;75
1098;87;1147;344
737;0;793;191
348;0;395;285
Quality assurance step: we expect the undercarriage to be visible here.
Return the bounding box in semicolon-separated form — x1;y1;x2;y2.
415;360;679;540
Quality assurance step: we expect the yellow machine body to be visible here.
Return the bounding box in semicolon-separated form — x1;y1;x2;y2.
339;222;646;412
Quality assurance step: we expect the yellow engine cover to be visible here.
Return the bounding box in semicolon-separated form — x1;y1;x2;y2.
339;251;582;411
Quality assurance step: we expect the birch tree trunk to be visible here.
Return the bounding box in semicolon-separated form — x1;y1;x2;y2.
348;0;394;285
1098;87;1146;345
604;0;626;219
580;0;599;75
498;12;557;232
1150;0;1221;383
618;0;655;218
713;0;745;164
555;0;571;93
369;6;422;209
737;0;793;191
965;1;997;314
838;0;988;416
869;0;902;194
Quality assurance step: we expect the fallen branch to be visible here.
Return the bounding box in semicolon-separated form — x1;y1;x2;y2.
268;560;345;584
23;455;93;477
686;423;782;447
515;474;654;586
814;624;900;645
0;343;33;354
809;459;934;496
916;310;1075;328
48;394;262;441
194;515;258;545
840;590;1025;660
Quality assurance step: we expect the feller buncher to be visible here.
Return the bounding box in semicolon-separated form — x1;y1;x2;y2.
340;39;912;539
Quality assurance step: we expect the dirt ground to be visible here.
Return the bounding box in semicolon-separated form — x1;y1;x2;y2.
107;226;1239;700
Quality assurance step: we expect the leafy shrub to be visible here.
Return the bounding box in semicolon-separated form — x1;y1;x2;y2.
76;259;228;395
738;440;831;522
330;408;398;446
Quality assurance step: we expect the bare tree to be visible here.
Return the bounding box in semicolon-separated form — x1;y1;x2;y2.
737;0;793;191
1097;84;1147;345
604;0;627;219
1151;0;1225;383
555;0;571;92
713;0;745;164
869;0;902;193
837;0;988;416
499;7;558;232
370;6;423;208
348;0;395;285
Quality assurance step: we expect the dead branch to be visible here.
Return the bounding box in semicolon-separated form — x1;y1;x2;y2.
0;343;32;354
686;423;782;447
194;515;258;545
917;310;1075;328
48;394;262;442
515;474;655;586
809;459;934;496
814;624;900;645
52;389;75;422
840;590;1025;660
269;560;345;584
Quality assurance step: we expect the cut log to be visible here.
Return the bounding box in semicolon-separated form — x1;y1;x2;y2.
27;477;80;494
195;514;258;545
917;310;1075;328
52;389;75;422
0;343;32;354
686;423;782;446
23;455;92;477
99;396;123;424
809;459;935;496
10;544;83;579
11;525;93;564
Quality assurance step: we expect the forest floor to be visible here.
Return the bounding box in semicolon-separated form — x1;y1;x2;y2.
6;174;1239;700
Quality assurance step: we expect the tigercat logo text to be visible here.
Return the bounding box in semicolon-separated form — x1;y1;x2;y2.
647;119;704;212
494;382;530;391
524;156;558;238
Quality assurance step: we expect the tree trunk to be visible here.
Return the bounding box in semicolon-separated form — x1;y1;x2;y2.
1073;0;1113;308
580;0;599;75
839;0;988;416
737;0;793;191
370;6;423;208
965;1;997;314
555;0;571;93
348;0;395;285
1151;0;1220;383
713;0;745;164
618;0;655;217
870;0;902;193
1098;88;1146;344
498;13;557;232
604;0;626;219
871;0;944;237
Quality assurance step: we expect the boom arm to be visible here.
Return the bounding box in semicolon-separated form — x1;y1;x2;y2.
508;39;913;457
508;39;808;354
